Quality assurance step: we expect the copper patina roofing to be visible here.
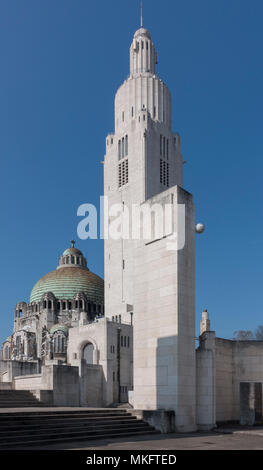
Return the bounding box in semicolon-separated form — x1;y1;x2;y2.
30;266;104;303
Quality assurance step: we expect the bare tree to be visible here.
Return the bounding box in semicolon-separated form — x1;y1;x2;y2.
233;326;263;341
255;325;263;340
233;330;254;341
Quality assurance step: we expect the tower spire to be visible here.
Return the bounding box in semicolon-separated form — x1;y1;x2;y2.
140;1;143;27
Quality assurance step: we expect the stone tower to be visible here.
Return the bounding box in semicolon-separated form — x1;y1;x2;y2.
104;27;196;432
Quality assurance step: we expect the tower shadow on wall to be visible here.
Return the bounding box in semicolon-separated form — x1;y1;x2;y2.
156;335;178;405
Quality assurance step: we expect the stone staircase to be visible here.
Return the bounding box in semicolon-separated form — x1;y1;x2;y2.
0;409;159;448
0;390;44;408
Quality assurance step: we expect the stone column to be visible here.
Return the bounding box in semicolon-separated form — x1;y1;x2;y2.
196;331;216;430
240;382;262;425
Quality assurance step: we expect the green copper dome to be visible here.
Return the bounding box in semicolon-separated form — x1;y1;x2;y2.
63;247;83;256
30;266;104;303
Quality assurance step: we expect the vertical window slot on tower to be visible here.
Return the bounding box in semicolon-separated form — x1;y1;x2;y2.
122;137;124;158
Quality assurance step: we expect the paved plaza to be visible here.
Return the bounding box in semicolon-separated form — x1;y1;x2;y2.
17;427;263;451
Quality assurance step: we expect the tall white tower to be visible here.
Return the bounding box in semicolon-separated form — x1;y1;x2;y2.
104;27;196;432
104;27;183;317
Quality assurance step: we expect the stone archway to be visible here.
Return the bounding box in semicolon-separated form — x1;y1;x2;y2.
78;338;99;365
82;343;94;364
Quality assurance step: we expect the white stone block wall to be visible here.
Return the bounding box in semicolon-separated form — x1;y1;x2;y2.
215;338;234;422
133;186;196;432
214;339;263;423
67;318;133;406
232;341;263;421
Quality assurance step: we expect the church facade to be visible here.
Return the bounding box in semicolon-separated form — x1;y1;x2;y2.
1;244;133;407
1;26;263;431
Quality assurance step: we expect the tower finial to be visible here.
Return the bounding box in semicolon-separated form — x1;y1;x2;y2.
140;1;143;27
71;239;75;248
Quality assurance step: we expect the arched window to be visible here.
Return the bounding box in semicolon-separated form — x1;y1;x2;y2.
82;343;94;364
53;333;67;354
48;300;52;309
4;345;10;360
16;336;22;353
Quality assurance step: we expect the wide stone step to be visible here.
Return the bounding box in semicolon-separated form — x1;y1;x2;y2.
0;411;129;421
0;421;148;438
0;394;39;399
0;416;138;430
0;402;45;408
0;395;37;398
0;427;158;448
0;400;41;403
0;390;34;393
0;390;35;394
0;408;159;448
0;390;43;408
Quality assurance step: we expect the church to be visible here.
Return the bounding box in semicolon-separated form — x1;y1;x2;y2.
1;25;263;432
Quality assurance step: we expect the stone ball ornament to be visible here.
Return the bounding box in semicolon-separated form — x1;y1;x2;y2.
195;223;205;234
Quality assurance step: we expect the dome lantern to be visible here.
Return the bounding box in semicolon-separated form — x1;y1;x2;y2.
57;242;87;269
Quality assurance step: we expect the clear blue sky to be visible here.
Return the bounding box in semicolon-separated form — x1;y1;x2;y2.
0;0;262;345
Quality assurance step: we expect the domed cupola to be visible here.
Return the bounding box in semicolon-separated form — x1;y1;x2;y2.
57;240;87;269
